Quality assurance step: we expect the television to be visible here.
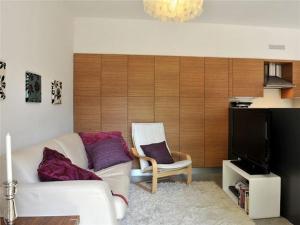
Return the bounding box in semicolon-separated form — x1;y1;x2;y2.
230;108;271;174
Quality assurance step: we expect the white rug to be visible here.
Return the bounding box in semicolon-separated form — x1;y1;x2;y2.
121;181;255;225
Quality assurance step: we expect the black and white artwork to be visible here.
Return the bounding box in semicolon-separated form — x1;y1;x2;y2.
25;72;41;103
0;61;6;100
51;80;62;104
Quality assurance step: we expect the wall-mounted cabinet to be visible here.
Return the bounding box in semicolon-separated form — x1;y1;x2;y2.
101;55;128;97
205;98;229;167
231;59;264;97
74;54;101;132
155;56;180;97
205;57;230;98
281;61;300;98
180;57;204;97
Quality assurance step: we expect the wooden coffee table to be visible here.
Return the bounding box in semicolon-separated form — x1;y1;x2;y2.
0;216;79;225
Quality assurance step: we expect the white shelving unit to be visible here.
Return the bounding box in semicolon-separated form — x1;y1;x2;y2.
223;160;281;219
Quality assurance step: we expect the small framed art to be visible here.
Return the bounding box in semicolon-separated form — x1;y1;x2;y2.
51;80;62;104
25;72;41;103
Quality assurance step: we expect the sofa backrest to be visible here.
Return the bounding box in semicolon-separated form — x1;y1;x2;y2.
54;133;88;169
12;133;88;184
12;140;65;183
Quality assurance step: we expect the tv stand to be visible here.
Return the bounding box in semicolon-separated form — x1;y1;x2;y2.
223;160;280;219
231;160;269;175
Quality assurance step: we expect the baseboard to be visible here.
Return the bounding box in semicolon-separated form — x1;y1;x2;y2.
131;167;221;177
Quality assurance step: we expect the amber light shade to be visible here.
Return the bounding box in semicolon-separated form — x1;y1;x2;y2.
143;0;204;22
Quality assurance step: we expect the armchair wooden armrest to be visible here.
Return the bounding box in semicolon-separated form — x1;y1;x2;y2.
131;148;158;170
171;151;192;161
131;147;159;193
131;147;192;193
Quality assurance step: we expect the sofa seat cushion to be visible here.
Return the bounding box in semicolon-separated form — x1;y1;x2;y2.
12;140;65;183
102;175;130;220
94;161;132;178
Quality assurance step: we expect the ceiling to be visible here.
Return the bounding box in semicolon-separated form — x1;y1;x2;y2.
66;0;300;29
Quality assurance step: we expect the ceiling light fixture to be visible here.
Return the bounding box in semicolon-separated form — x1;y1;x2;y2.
143;0;204;22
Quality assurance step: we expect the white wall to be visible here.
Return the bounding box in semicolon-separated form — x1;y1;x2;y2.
250;89;293;108
74;18;300;60
0;1;73;152
0;0;4;151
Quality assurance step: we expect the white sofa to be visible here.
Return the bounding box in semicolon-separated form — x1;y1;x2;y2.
10;133;132;225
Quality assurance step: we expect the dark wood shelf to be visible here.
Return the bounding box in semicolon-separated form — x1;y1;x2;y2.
1;216;79;225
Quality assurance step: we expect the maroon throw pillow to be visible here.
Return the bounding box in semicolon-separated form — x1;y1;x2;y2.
38;148;101;181
141;141;174;164
89;138;132;172
79;131;132;169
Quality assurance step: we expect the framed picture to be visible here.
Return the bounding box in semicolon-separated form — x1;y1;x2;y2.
51;80;62;104
25;72;41;103
0;61;6;100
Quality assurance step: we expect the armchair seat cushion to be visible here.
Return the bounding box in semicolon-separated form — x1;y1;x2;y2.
143;159;192;172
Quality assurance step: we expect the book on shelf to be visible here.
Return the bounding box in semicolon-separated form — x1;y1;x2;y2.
234;180;249;209
245;191;249;214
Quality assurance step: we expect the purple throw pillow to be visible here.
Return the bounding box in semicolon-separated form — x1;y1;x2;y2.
141;141;174;164
38;148;101;181
79;131;132;169
89;138;132;172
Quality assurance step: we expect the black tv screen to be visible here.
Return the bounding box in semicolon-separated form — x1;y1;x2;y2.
231;109;271;170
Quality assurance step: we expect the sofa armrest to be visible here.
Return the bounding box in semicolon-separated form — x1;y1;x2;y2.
16;180;118;225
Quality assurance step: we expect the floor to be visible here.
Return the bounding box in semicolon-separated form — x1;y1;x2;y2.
131;169;292;225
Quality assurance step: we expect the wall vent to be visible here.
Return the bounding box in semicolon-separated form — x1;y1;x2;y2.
268;44;286;50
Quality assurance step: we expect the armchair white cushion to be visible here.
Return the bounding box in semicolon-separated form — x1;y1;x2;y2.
132;123;169;171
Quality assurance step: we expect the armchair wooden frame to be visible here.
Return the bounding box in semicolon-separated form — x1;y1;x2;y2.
131;147;192;193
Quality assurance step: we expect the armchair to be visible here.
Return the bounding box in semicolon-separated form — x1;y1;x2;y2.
131;123;192;193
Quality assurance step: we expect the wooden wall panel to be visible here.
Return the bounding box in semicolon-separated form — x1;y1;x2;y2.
74;96;101;132
180;98;204;167
128;56;155;96
155;56;180;96
74;53;235;168
128;97;154;125
74;54;101;97
155;97;180;152
102;55;127;96
232;58;264;97
205;98;228;167
180;57;204;97
128;97;155;137
205;57;229;98
228;59;233;97
101;97;128;137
